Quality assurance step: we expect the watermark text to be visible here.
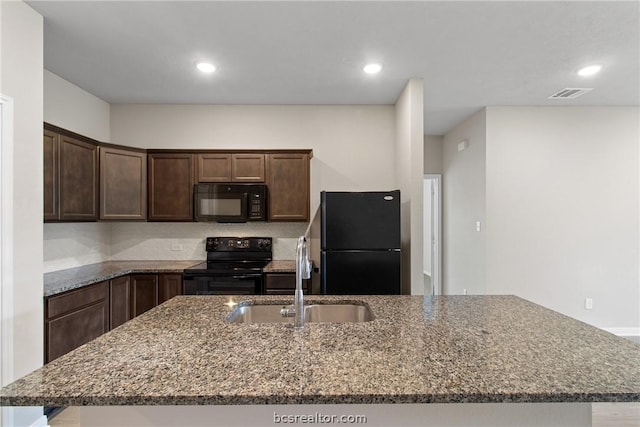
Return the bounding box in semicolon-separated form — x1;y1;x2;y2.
274;412;367;424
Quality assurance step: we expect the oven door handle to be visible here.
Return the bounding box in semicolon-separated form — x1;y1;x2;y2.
233;274;262;280
182;274;261;280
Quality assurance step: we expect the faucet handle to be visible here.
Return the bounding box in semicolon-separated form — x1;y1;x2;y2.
280;306;295;318
302;259;312;279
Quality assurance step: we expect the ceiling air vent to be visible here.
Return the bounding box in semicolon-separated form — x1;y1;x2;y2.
548;88;593;99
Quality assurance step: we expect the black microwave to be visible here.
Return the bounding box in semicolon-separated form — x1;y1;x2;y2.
194;184;267;222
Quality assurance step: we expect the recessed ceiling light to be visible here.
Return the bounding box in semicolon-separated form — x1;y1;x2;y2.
196;62;216;73
577;64;602;77
363;63;382;74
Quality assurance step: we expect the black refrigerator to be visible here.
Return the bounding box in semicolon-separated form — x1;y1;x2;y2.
320;190;401;295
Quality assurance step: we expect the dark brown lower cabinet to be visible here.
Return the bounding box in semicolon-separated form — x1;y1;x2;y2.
45;281;109;363
264;273;311;295
159;274;183;304
130;274;159;318
109;275;131;329
45;273;184;363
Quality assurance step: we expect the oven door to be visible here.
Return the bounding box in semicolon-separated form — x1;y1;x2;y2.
183;273;263;295
195;191;248;223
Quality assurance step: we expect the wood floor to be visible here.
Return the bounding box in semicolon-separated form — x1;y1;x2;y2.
49;403;640;427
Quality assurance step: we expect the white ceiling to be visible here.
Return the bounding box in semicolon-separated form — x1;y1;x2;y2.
27;1;640;135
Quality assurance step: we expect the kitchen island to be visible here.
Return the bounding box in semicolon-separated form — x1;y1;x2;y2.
1;295;639;426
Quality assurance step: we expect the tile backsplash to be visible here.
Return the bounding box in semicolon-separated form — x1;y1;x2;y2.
44;222;307;272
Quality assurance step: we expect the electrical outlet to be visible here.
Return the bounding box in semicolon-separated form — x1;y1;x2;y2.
585;298;593;310
171;244;183;251
463;289;468;295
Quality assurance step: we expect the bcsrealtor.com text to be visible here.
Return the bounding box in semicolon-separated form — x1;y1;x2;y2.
274;412;367;424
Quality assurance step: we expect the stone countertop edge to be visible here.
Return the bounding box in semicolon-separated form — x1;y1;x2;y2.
44;260;296;297
1;295;639;407
43;261;203;297
262;260;296;273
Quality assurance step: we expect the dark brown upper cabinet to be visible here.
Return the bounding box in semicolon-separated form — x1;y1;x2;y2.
231;153;265;182
99;146;147;220
43;129;59;221
44;126;99;222
196;153;265;183
266;153;310;222
147;153;194;221
44;123;312;224
196;153;232;182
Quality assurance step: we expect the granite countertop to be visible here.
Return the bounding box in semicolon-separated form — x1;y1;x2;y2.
263;260;296;273
44;261;203;297
1;295;639;406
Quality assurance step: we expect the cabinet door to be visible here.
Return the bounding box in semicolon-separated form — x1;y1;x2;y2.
232;154;265;182
196;153;232;182
110;275;131;329
266;153;310;221
130;274;158;318
43;130;59;221
59;135;99;221
45;281;109;363
264;273;310;295
100;147;147;220
158;274;183;304
148;153;194;221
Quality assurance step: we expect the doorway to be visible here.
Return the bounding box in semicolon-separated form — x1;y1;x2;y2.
423;175;441;295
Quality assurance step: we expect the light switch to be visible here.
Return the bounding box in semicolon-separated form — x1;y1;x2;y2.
476;221;481;232
458;140;468;151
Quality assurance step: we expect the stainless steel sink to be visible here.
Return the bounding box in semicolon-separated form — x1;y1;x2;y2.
304;304;373;323
225;303;374;324
225;304;292;324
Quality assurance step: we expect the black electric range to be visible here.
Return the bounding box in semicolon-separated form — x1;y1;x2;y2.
183;237;272;295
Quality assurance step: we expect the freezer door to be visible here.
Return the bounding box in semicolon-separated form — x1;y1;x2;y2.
321;191;400;250
321;250;401;295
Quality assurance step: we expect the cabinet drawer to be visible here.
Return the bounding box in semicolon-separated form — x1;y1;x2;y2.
265;274;296;290
46;302;108;362
46;281;109;319
264;274;310;294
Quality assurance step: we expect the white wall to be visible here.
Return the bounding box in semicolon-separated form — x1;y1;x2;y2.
424;134;443;174
485;106;639;331
110;104;396;261
442;109;487;295
43;72;112;271
43;223;112;273
394;79;424;295
109;222;306;261
44;69;110;142
0;1;45;425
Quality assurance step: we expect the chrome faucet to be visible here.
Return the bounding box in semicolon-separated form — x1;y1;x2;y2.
281;235;311;329
295;235;311;329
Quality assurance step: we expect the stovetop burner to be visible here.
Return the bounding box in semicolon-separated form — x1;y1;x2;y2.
183;237;273;274
182;237;273;295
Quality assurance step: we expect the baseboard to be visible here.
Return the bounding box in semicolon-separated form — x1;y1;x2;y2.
602;327;640;344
